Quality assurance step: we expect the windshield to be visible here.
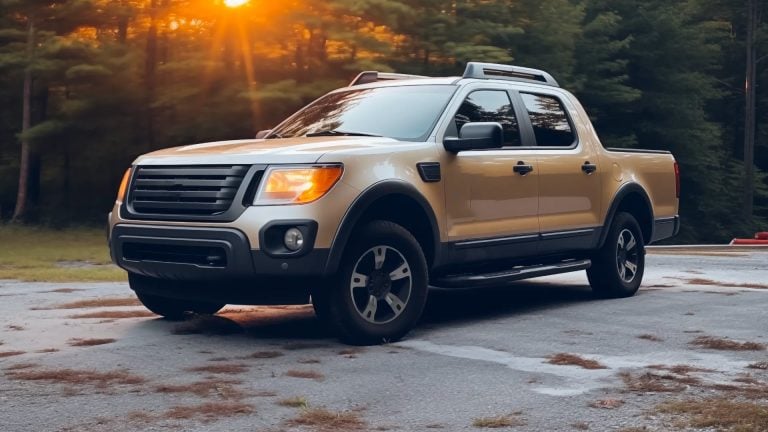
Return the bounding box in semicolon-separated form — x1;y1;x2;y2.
268;85;457;142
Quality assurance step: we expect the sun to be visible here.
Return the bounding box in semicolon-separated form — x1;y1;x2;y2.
224;0;249;7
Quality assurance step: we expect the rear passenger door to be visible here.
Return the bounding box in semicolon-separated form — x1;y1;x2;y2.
517;91;603;253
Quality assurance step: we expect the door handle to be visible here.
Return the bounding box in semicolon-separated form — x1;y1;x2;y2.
514;161;534;176
582;161;597;174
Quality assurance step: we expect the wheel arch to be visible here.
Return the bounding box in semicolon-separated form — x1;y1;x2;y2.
324;181;440;274
599;183;654;247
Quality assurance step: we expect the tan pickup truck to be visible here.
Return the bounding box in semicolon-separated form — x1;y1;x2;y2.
108;62;680;344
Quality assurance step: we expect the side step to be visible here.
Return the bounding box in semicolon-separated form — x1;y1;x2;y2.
431;259;591;289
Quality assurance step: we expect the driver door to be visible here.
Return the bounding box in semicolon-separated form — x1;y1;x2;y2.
442;87;540;260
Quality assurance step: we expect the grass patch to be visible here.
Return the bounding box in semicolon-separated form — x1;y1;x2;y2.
647;364;714;374
620;371;698;393
589;399;625;409
0;351;25;358
6;368;145;387
0;226;125;282
657;398;768;431
571;422;590;430
155;379;245;399
68;338;116;347
287;407;366;430
546;353;607;370
277;396;309;408
68;310;154;319
747;362;768;370
472;414;525;428
690;336;766;351
35;297;141;310
245;350;284;359
285;369;325;381
164;401;254;422
186;363;249;375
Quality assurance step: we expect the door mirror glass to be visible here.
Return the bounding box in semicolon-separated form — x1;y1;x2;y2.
444;122;504;153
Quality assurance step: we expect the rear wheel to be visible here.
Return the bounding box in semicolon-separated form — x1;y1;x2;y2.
587;212;645;298
314;221;428;345
129;274;225;320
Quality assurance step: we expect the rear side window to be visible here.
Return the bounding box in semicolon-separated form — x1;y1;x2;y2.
454;90;521;147
520;93;575;147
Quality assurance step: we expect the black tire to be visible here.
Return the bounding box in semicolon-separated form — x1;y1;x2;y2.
316;220;429;345
587;212;645;298
129;274;225;320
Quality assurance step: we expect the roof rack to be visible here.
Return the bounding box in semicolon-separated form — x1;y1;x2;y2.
349;71;429;86
463;62;560;87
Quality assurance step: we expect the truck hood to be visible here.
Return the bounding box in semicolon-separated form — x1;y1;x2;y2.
134;136;406;166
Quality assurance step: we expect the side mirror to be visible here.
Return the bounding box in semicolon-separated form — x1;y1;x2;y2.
255;129;273;139
444;122;504;153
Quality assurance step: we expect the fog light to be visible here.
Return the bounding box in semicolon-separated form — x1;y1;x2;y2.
284;228;304;251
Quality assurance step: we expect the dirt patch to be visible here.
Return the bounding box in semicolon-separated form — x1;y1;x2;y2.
339;348;365;358
155;379;245;400
287;407;366;430
186;363;249;375
589;399;625;409
285;369;325;381
6;325;24;331
546;353;607;370
298;358;322;364
747;362;768;370
253;390;278;397
42;288;85;294
68;338;116;347
277;396;309;408
4;362;38;371
472;413;525;428
172;316;242;335
68;310;155;319
35;348;59;353
676;277;768;290
282;342;329;350
34;297;141;310
245;350;284;359
571;421;590;430
0;351;25;358
690;336;766;351
164;401;254;422
637;334;664;342
6;368;145;387
656;398;768;432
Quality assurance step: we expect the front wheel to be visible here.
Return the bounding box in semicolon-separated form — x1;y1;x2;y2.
315;221;429;345
587;212;645;298
129;274;225;320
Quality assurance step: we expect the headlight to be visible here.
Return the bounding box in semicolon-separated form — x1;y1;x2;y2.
253;165;343;205
116;168;132;203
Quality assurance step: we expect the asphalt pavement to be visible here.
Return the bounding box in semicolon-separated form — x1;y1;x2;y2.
0;250;766;431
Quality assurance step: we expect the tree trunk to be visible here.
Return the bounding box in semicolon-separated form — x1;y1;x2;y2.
144;0;158;151
11;17;35;223
743;0;757;221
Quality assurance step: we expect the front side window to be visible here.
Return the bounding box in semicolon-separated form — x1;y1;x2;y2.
269;85;457;142
520;93;575;147
454;90;521;147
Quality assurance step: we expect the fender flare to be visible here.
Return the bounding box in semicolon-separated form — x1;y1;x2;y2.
324;180;441;274
598;182;655;248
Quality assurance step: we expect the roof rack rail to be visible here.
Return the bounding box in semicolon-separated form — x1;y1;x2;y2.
463;62;560;87
349;71;429;86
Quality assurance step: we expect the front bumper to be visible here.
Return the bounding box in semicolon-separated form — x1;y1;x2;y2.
110;224;329;281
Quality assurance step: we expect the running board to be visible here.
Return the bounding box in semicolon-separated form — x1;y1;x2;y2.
431;259;591;289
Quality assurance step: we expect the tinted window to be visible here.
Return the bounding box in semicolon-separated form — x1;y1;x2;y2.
269;85;457;142
454;90;521;147
520;93;575;147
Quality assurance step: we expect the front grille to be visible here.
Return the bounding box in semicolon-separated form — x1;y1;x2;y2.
128;165;250;217
123;242;228;268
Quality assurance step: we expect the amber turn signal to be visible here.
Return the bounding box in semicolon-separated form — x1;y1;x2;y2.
255;165;343;205
116;168;132;202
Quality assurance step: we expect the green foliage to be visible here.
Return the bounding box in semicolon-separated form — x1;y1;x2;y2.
0;0;765;242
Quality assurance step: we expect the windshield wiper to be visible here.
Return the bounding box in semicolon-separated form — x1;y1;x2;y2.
306;129;381;137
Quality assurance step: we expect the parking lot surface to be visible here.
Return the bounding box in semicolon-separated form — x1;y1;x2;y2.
1;250;766;431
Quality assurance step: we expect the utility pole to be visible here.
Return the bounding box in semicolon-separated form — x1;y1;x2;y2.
744;0;758;221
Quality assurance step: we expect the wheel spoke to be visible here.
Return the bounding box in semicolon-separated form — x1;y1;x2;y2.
351;272;369;289
617;234;625;249
624;260;637;275
618;262;626;280
374;247;387;270
626;235;636;251
361;295;378;321
384;293;406;317
389;262;411;281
